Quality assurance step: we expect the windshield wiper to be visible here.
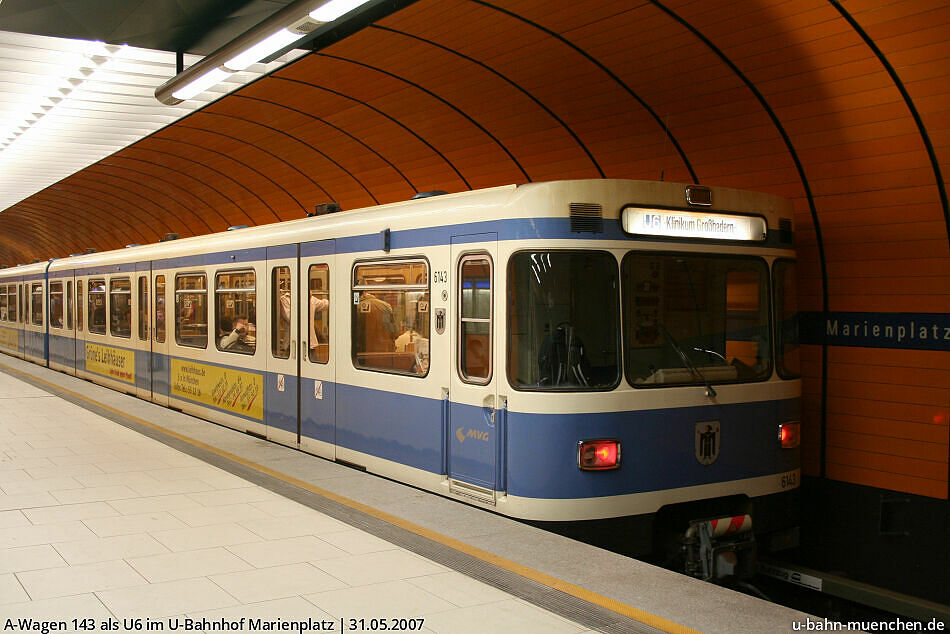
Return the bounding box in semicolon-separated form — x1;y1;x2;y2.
692;346;727;364
658;323;717;398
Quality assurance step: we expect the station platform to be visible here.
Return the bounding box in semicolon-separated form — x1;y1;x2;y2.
0;355;815;633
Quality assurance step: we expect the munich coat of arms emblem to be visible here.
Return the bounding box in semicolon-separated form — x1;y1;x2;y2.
695;420;720;466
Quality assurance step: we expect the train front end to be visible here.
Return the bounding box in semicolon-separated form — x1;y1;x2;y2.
498;180;801;581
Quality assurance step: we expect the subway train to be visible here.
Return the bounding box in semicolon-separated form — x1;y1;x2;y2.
0;179;801;580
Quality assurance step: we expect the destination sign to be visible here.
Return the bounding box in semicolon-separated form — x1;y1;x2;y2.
622;208;767;242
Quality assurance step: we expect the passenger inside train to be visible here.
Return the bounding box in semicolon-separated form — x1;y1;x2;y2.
219;315;253;352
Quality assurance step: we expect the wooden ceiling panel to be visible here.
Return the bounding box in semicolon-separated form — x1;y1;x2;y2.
0;211;67;260
195;99;391;209
116;147;260;230
19;198;135;253
83;164;214;237
51;182;164;244
377;9;695;181
136;138;291;224
36;190;144;246
260;79;464;190
86;163;215;237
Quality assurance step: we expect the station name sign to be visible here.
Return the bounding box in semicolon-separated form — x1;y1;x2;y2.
622;208;767;242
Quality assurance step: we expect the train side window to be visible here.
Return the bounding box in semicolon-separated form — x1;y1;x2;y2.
308;265;329;364
214;270;256;355
458;255;492;384
49;281;64;329
31;283;43;326
20;284;27;324
110;278;132;338
154;276;165;343
352;259;428;376
175;274;208;349
66;281;73;330
88;279;106;334
77;282;83;332
272;267;291;360
0;286;6;321
138;276;148;341
773;259;800;379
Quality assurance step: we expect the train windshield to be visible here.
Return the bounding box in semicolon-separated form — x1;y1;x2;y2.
622;253;771;387
507;250;619;390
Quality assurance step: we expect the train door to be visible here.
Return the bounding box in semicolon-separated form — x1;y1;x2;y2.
65;275;77;375
151;272;169;407
448;234;500;501
11;283;21;359
20;282;28;361
134;265;151;399
264;245;299;448
49;275;77;375
1;283;21;360
27;279;45;364
75;275;85;375
299;239;335;460
0;284;14;359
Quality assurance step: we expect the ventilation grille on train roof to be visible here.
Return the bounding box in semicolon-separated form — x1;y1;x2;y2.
289;19;321;35
569;203;603;233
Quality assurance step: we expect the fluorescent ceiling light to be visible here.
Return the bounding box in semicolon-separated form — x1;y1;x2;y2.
171;67;232;101
0;31;301;214
310;0;369;22
224;28;304;71
155;0;371;105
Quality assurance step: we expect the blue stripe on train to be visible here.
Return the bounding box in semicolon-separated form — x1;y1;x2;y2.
37;334;801;500
504;398;800;499
335;382;444;474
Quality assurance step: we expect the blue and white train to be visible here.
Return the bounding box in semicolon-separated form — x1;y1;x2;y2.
0;179;801;579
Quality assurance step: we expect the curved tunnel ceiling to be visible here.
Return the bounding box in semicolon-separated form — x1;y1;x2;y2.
1;0;947;325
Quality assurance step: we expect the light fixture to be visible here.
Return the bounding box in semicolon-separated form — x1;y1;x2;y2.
171;67;232;101
154;0;376;106
224;29;305;71
310;0;369;21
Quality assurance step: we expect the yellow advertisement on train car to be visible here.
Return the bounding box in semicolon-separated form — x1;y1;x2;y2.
170;359;263;421
0;327;18;351
85;343;135;384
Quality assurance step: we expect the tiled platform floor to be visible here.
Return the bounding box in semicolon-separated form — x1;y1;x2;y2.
0;370;600;633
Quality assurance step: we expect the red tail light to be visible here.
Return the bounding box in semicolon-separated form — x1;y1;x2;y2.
778;422;800;449
577;439;621;470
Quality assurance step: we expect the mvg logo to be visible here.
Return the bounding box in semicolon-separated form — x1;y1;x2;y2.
644;213;661;229
456;427;489;443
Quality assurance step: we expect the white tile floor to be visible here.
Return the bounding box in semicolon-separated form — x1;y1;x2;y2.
0;371;602;633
